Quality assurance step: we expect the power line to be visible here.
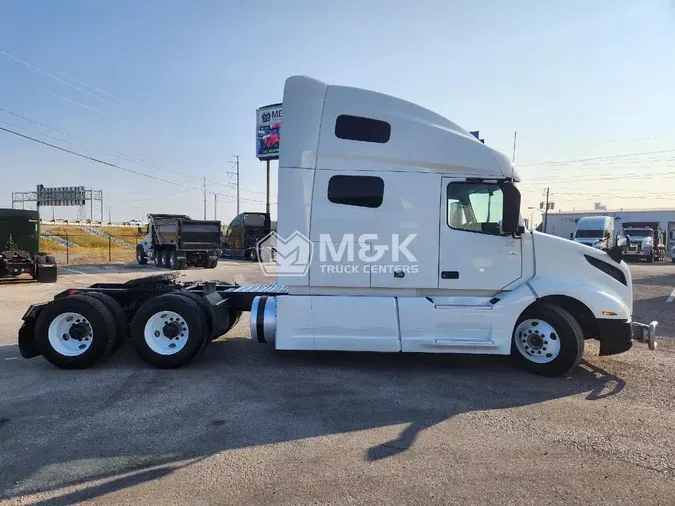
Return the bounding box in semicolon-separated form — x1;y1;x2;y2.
0;49;117;108
0;106;198;180
518;148;675;167
0;125;271;205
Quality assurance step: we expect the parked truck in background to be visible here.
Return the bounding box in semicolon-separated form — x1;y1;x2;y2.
17;75;658;377
0;209;57;282
136;214;221;269
572;216;617;251
622;222;666;263
220;212;271;261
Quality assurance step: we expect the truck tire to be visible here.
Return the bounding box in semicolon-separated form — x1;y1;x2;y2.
204;258;218;269
136;247;148;265
161;250;170;268
81;292;128;354
511;303;584;377
153;250;162;267
46;255;56;265
177;290;215;344
177;259;186;270
130;293;209;369
35;295;116;369
247;248;258;262
168;251;178;270
647;253;654;263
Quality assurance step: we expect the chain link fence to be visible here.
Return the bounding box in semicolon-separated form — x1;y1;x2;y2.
40;233;141;265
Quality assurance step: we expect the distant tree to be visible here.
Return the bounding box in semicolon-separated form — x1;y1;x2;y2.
5;233;18;251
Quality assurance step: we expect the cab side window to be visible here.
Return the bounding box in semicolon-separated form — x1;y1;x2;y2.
447;182;504;235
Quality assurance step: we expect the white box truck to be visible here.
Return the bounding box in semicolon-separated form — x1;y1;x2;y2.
17;76;657;377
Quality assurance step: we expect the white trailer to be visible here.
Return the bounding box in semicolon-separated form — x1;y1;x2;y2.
18;76;658;377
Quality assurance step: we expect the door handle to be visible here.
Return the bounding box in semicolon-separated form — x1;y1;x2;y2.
441;271;459;279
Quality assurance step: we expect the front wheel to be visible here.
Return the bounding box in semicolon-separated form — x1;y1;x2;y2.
247;248;258;262
512;303;584;377
137;248;148;265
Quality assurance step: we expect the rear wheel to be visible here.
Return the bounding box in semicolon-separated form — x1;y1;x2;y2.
153;250;162;267
35;295;116;369
247;248;258;262
81;292;128;354
204;258;218;269
168;250;178;270
130;293;209;368
161;250;170;268
512;303;584;377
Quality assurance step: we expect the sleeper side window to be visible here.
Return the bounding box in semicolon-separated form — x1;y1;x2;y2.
328;175;384;208
447;182;504;235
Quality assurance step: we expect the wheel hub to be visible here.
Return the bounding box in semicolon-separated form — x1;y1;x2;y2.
144;311;189;355
514;318;561;364
162;321;181;339
48;312;94;357
68;322;92;340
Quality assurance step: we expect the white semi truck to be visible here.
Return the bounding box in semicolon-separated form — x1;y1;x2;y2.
17;76;657;377
573;216;617;251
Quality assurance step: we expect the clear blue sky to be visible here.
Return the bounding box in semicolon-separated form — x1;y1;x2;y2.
1;0;674;225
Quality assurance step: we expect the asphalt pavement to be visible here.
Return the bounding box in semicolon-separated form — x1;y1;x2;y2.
0;261;674;505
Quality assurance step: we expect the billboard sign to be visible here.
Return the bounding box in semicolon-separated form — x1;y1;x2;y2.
36;185;86;206
256;103;282;160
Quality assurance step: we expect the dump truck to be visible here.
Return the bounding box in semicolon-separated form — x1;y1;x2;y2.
622;222;666;263
17;75;658;377
135;214;221;269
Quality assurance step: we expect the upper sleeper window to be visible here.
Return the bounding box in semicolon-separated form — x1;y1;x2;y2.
335;115;391;143
328;175;384;208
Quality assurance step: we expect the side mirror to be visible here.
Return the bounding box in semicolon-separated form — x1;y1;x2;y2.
137;226;142;235
570;233;574;239
501;182;521;235
616;235;628;248
605;231;611;239
608;246;623;263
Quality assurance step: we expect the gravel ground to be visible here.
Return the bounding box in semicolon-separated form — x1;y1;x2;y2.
0;261;674;505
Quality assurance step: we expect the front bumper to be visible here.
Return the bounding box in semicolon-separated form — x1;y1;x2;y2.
597;318;658;356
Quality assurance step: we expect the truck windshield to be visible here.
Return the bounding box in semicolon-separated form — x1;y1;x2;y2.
575;230;603;238
626;229;652;240
243;214;266;227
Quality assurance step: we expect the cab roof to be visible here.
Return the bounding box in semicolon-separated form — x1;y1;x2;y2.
279;76;519;181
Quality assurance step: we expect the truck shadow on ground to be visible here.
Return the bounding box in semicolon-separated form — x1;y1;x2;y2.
0;339;625;505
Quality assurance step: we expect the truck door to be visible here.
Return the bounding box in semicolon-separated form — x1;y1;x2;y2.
438;178;522;291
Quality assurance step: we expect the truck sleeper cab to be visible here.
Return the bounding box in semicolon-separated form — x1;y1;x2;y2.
16;76;658;377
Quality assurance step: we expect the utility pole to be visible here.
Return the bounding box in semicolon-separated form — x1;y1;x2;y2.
266;159;270;215
512;131;517;164
544;187;549;233
236;155;240;216
108;205;111;224
214;193;217;220
228;155;241;216
203;177;207;220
